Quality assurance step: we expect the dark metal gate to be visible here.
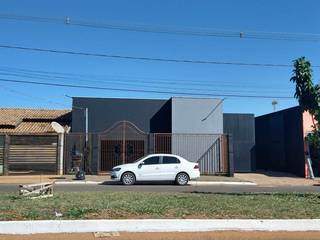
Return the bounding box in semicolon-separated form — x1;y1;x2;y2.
99;121;148;172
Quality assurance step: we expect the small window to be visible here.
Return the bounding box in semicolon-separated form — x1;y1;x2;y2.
143;156;160;165
162;156;180;164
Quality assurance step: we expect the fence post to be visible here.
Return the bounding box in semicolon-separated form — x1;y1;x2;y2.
227;134;234;177
3;135;10;175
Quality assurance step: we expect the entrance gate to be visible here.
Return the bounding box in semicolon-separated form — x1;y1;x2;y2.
99;121;148;172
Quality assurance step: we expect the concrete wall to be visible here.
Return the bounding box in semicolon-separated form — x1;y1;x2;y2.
223;113;255;172
171;97;223;134
72;97;169;133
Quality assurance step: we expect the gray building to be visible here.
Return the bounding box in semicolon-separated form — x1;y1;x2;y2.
70;97;227;174
72;97;223;134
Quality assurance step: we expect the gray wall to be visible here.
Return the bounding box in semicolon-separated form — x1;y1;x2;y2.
223;113;255;172
171;97;223;134
72;97;170;173
72;97;169;133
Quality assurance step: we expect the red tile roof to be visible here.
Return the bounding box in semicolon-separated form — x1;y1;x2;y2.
0;108;71;133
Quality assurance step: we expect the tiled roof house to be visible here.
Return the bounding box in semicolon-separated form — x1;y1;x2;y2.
0;108;71;133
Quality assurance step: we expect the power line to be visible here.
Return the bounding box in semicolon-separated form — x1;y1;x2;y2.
0;65;292;90
1;44;319;68
0;84;69;108
0;69;292;94
1;13;320;42
0;77;294;99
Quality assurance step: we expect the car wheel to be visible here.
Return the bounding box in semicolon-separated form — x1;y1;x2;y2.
175;172;189;186
121;172;136;185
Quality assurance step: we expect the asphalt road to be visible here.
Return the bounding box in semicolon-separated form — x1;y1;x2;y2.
1;182;320;193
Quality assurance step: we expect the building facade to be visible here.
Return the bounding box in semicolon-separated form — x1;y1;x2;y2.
71;97;230;174
0;108;71;175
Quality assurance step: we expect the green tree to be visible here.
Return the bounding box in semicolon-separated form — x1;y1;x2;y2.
290;57;320;130
291;57;320;175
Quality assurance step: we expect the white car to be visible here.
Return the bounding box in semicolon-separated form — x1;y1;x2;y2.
110;154;200;185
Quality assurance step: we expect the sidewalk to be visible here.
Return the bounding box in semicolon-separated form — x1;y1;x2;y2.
0;174;250;185
0;175;106;185
235;171;318;187
2;231;320;240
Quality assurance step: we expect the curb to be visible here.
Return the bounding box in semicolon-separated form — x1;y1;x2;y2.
1;219;320;234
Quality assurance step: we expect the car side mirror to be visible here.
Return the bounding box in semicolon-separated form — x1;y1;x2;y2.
138;162;144;169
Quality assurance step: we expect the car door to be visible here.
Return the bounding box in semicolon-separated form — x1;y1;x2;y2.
158;156;181;180
136;156;161;181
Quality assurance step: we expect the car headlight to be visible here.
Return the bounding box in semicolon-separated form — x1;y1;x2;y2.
112;167;121;171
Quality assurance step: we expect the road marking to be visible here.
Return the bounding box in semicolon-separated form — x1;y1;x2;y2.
1;219;320;234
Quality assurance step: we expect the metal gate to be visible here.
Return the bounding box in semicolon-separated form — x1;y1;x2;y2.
8;135;58;174
99;121;148;172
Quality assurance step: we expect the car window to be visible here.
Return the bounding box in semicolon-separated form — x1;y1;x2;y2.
143;156;160;165
162;156;180;164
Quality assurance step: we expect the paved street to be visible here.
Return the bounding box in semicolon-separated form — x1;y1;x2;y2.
1;181;319;193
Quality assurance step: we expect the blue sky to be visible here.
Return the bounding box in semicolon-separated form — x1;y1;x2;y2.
0;0;319;116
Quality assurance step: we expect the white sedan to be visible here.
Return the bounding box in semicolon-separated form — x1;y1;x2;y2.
110;154;200;185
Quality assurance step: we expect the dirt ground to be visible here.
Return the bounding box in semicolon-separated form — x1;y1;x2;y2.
1;231;320;240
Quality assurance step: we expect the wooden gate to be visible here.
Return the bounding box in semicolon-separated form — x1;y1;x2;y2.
99;121;147;172
8;135;58;174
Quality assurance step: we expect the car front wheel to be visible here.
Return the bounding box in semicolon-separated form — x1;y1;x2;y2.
175;172;189;186
121;172;136;185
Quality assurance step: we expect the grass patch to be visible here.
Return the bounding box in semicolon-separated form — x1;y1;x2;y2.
0;191;319;220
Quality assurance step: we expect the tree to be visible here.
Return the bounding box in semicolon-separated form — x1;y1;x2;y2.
291;57;320;176
290;57;320;130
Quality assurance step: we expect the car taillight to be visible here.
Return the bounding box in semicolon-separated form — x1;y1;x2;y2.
194;164;199;169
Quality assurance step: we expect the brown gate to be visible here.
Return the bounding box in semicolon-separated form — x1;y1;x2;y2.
8;135;58;174
99;121;147;172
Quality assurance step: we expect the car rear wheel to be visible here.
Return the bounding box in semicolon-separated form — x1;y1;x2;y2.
121;172;136;185
175;172;189;186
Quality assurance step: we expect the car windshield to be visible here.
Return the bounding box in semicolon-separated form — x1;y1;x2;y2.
133;156;146;163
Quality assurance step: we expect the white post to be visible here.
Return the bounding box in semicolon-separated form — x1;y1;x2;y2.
59;133;64;175
85;108;89;144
